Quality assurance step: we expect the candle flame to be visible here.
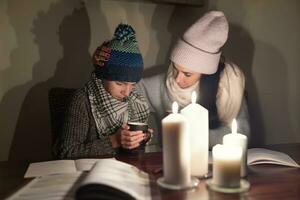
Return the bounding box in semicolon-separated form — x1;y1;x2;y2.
172;101;179;114
191;91;197;104
232;119;237;134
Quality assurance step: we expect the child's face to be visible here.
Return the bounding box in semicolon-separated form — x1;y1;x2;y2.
103;80;136;101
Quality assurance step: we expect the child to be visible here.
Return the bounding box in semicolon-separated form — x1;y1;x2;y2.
57;24;150;159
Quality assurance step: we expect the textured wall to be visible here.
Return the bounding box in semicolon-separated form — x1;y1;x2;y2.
0;0;299;161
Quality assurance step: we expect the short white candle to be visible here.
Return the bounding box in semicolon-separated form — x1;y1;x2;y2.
212;144;242;188
162;102;191;185
223;119;248;177
181;91;208;177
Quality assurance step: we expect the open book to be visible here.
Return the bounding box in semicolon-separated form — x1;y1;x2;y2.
76;159;151;200
247;148;300;168
24;158;109;178
10;159;150;200
208;148;300;168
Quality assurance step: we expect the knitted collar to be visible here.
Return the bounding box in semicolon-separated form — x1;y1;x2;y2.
86;73;149;138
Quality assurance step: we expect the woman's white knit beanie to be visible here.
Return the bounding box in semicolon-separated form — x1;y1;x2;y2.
170;11;229;74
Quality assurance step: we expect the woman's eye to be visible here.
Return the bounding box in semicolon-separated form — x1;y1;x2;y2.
116;82;123;86
184;73;192;77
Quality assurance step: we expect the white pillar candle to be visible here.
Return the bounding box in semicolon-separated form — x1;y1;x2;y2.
212;144;242;188
223;119;248;177
162;102;191;185
181;91;208;177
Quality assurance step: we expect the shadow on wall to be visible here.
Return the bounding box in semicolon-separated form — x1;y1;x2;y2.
2;0;106;162
210;0;265;147
222;24;263;147
143;4;206;77
224;24;291;146
138;3;172;77
249;41;291;145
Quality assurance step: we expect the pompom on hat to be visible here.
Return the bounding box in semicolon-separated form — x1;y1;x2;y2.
93;24;143;82
170;11;229;74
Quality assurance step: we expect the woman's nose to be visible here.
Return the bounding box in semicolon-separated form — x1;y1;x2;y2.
175;73;184;85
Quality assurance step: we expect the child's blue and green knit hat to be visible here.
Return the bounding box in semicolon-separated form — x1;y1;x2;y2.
94;24;143;82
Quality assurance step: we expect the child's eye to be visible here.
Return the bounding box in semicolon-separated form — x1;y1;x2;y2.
116;82;123;86
130;83;136;88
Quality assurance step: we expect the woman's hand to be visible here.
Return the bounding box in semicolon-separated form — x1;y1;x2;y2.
92;45;102;66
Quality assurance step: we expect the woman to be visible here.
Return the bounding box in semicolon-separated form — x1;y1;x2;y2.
57;24;150;159
141;11;250;148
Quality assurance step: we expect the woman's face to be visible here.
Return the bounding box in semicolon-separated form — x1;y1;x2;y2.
103;80;136;100
172;63;201;89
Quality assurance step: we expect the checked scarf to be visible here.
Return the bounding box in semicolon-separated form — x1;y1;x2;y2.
86;73;150;139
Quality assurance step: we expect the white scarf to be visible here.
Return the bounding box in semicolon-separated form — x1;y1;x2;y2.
216;61;245;125
165;63;199;108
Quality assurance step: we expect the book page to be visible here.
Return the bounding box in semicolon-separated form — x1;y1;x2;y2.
247;148;300;168
24;160;77;178
8;172;84;200
79;159;151;200
74;158;115;171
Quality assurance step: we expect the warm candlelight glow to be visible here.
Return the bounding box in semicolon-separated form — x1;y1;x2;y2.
181;91;208;177
191;91;197;104
212;144;242;188
162;101;190;185
232;119;237;134
224;118;248;177
172;101;179;114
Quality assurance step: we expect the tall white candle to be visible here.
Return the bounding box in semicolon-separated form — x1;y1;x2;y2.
162;102;191;185
181;91;208;177
212;144;242;188
223;119;248;177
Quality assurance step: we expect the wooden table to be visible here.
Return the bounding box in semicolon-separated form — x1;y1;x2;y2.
1;143;300;200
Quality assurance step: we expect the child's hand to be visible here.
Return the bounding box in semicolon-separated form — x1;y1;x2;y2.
120;124;145;149
143;128;154;145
